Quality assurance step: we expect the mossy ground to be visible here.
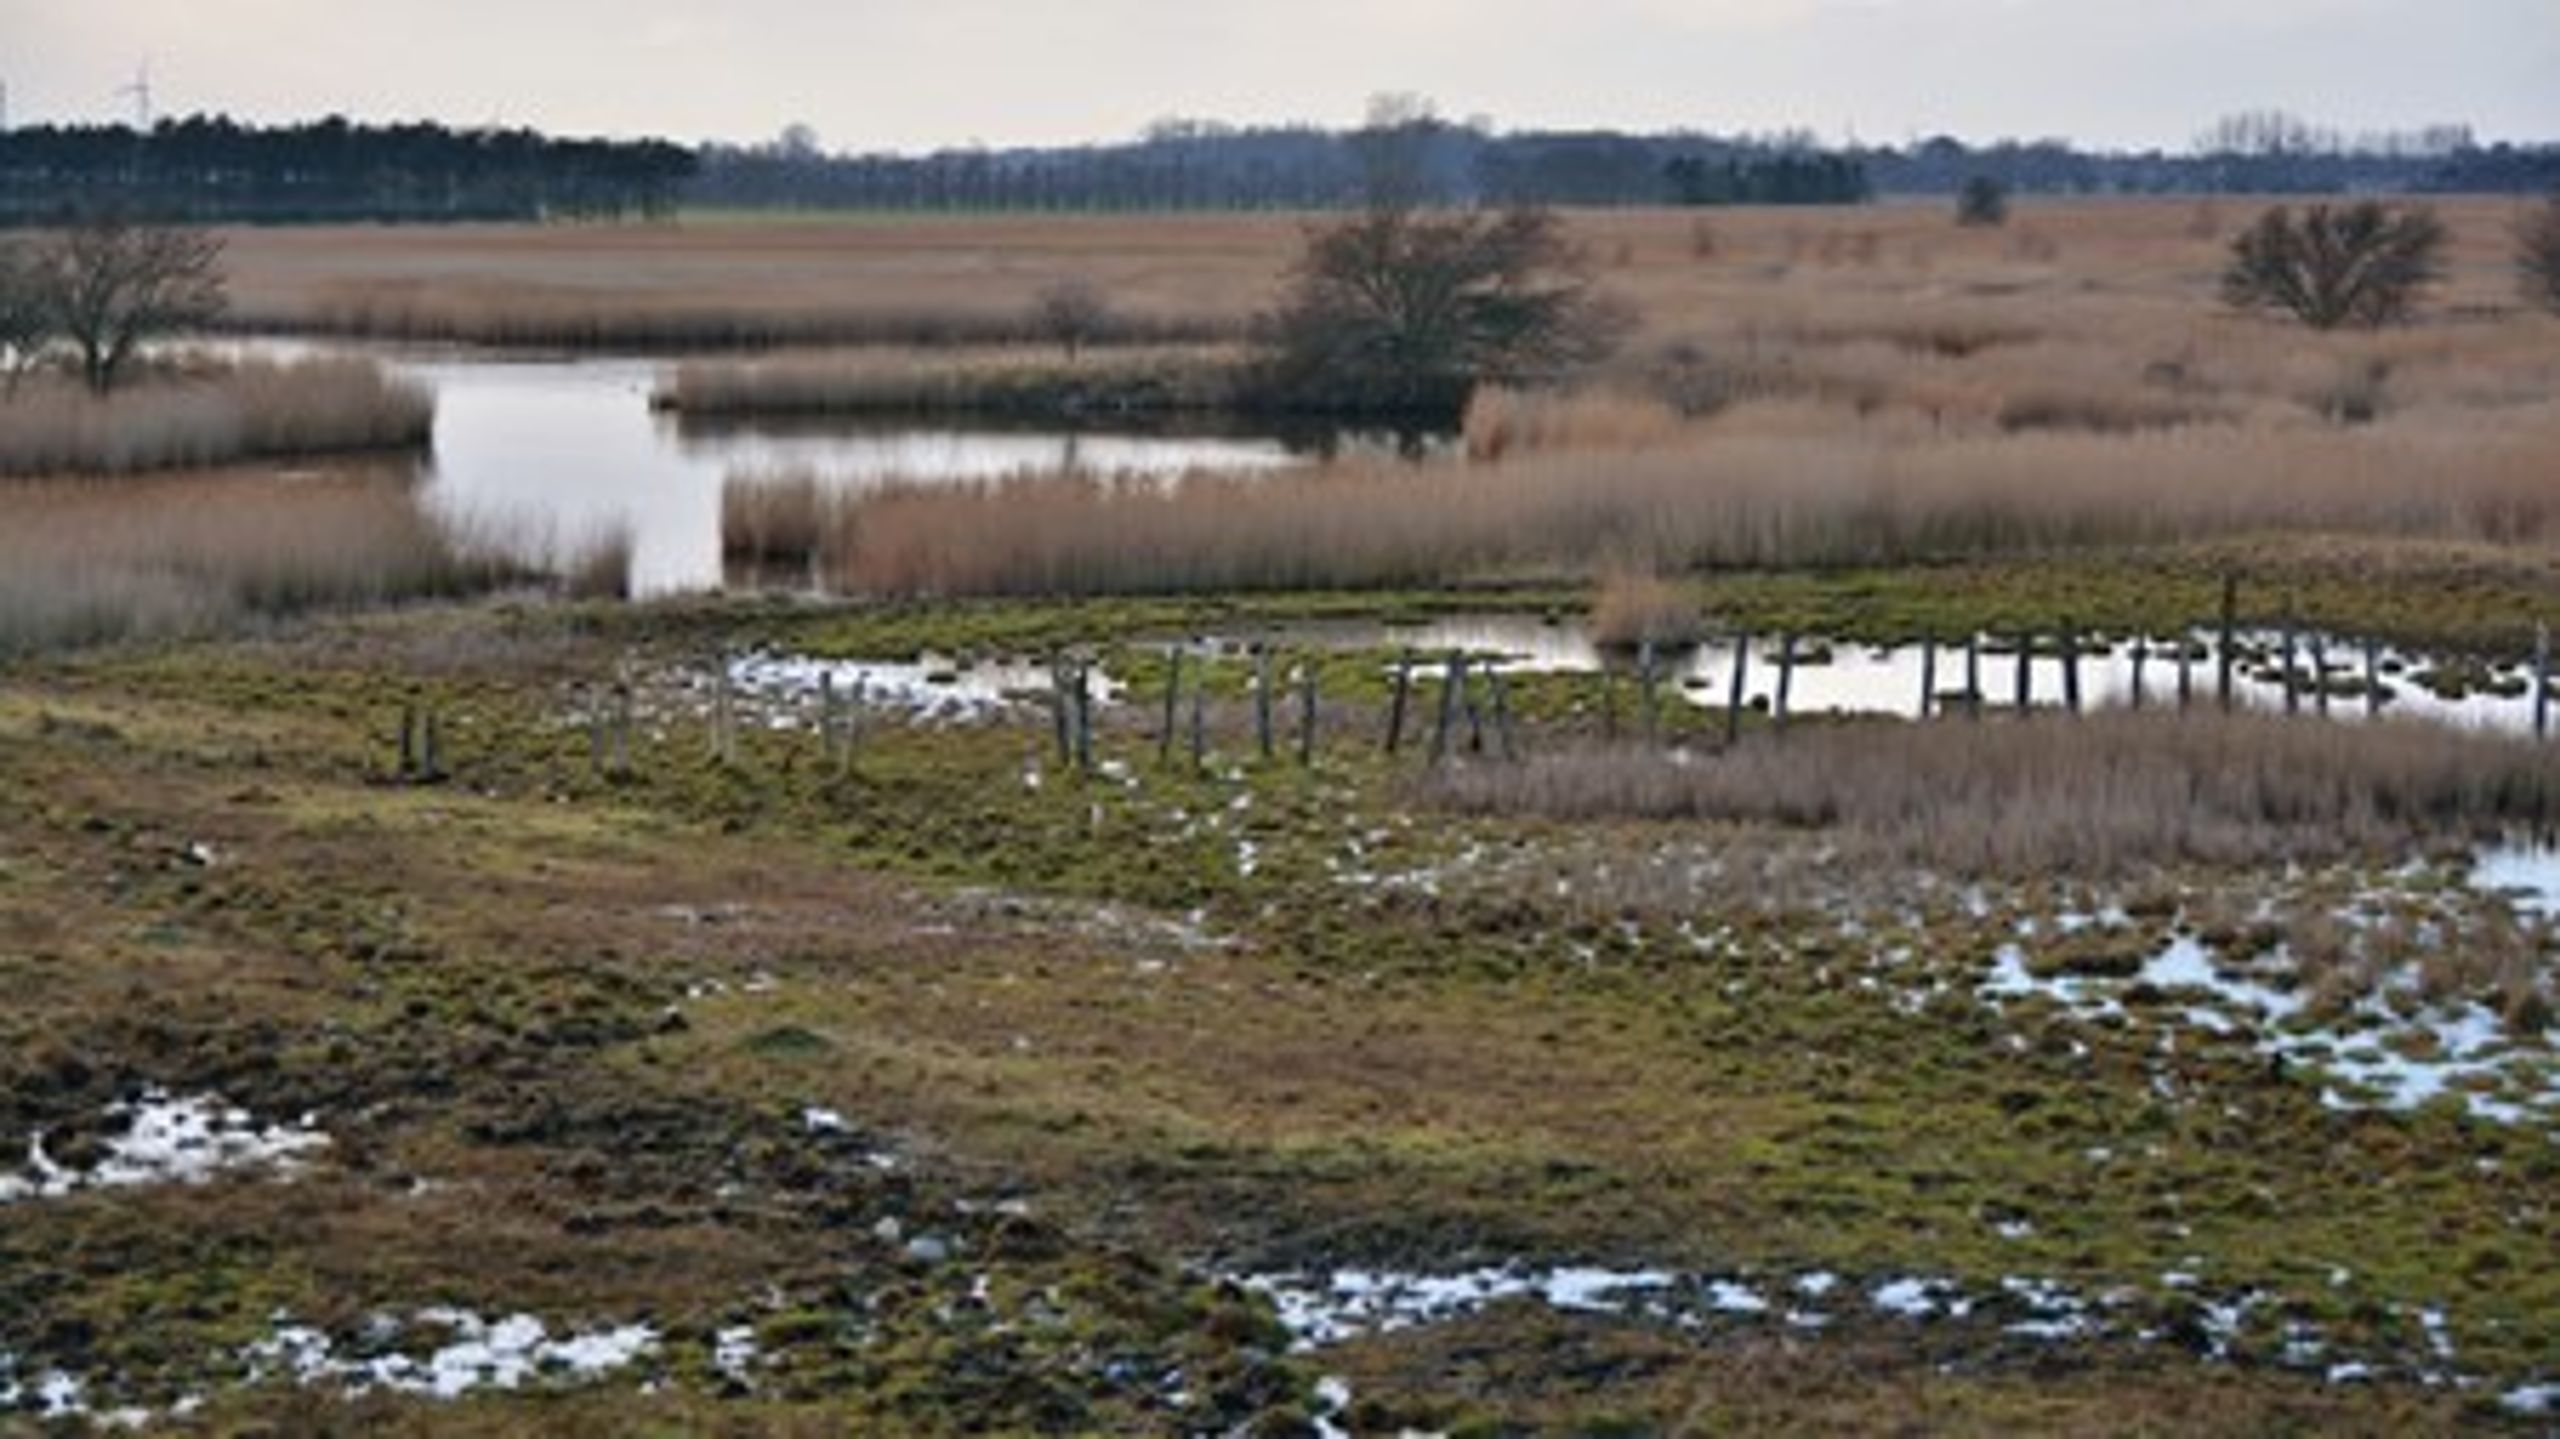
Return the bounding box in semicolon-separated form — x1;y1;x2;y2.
0;538;2551;1433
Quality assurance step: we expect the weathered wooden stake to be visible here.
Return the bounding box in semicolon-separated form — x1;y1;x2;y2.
1725;633;1750;745
1189;677;1207;771
2061;627;2083;715
2218;573;2239;713
1462;661;1488;755
2176;640;2193;713
1918;636;1938;721
2363;636;2382;719
1253;645;1275;761
398;704;417;779
421;709;444;783
1385;652;1413;754
1159;646;1183;765
1431;652;1464;765
2013;636;2032;714
2537;623;2553;741
1070;660;1090;773
2311;632;2331;718
2281;604;2300;717
1049;659;1073;765
2130;641;2149;712
1964;635;1983;721
1639;640;1661;743
1774;633;1797;732
1297;665;1317;767
818;673;839;772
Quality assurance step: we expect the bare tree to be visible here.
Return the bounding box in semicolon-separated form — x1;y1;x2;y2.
2221;202;2445;330
1031;279;1112;361
0;239;51;397
2519;194;2560;315
38;214;228;394
1263;204;1626;413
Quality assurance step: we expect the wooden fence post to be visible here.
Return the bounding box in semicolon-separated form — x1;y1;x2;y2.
1189;676;1207;772
1073;663;1094;773
398;703;417;780
1964;635;1982;721
2218;573;2238;713
2537;623;2552;741
1297;664;1318;767
1049;658;1073;766
2311;632;2331;718
2364;636;2382;720
1253;645;1275;761
2281;603;2300;717
2176;639;2193;713
2061;626;2083;716
1639;640;1661;743
2013;635;2032;714
2130;640;2148;712
1431;651;1463;765
1725;633;1749;746
1918;636;1937;721
1159;646;1183;765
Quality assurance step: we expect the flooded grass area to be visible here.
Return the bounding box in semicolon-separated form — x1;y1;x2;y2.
0;576;2551;1431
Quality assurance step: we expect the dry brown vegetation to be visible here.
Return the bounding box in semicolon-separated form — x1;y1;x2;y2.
599;198;2560;596
1426;711;2560;876
0;356;433;478
800;394;2559;596
0;467;524;656
662;345;1245;417
1588;569;1703;650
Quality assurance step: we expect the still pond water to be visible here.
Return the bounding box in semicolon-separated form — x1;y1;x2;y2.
285;345;1385;595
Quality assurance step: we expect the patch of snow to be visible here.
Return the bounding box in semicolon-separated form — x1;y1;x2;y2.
0;1092;327;1204
244;1309;658;1399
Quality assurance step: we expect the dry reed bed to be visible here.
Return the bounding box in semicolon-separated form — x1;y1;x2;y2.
662;346;1247;416
0;359;434;478
802;396;2560;597
0;470;531;656
1425;711;2560;878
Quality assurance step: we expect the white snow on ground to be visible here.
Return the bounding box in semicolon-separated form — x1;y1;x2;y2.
1980;918;2556;1130
0;1092;327;1204
245;1309;658;1399
727;651;1124;726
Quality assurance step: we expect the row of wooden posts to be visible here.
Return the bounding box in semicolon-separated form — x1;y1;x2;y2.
399;589;2557;784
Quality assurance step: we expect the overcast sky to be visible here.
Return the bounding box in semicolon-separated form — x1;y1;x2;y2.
4;0;2554;152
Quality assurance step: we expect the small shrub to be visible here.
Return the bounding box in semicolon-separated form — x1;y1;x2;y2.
1589;571;1702;651
1956;177;2009;228
2517;194;2560;315
2222;202;2446;330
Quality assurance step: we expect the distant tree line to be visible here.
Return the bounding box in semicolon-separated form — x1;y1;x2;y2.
0;115;697;226
1;108;2551;226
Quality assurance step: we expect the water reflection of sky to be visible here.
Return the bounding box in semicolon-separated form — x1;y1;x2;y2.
389;354;1308;595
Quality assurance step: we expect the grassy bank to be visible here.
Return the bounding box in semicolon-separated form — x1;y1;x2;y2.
794;394;2558;597
0;357;434;478
0;468;558;656
1426;711;2560;876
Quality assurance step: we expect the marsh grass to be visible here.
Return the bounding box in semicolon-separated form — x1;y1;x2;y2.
664;346;1246;417
721;472;829;568
1426;711;2560;877
0;469;524;656
1589;571;1703;651
0;358;433;478
804;396;2560;597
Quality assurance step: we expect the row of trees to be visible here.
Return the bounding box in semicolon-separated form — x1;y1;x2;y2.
694;112;2560;215
0;116;696;225
0;215;227;394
